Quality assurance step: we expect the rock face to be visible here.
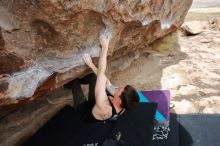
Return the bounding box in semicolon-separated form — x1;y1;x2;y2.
0;0;192;116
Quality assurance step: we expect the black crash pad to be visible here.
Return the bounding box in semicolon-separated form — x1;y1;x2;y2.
23;106;220;146
23;106;83;146
152;114;220;146
179;114;220;146
23;105;115;146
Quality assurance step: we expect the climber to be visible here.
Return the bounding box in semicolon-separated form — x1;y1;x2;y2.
64;34;140;145
65;34;140;120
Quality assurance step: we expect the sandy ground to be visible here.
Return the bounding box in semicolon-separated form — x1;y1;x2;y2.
186;8;220;21
186;0;220;21
191;0;220;8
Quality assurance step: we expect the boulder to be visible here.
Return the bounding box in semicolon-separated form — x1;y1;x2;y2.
0;0;192;117
180;21;206;36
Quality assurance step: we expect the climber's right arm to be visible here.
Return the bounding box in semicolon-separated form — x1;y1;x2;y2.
83;54;117;96
91;34;113;120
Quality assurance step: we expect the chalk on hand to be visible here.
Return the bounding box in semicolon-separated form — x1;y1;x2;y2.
101;26;113;40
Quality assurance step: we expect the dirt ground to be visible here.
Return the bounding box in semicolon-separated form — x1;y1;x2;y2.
186;8;220;21
191;0;220;9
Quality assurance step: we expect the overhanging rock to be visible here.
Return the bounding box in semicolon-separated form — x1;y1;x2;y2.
0;0;192;113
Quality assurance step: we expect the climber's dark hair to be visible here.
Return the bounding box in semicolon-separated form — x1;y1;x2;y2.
120;85;139;110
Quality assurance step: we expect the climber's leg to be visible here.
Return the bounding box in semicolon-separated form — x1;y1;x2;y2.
79;73;96;106
64;79;85;107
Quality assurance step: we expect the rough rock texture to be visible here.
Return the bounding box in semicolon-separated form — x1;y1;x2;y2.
0;27;4;49
0;0;192;116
